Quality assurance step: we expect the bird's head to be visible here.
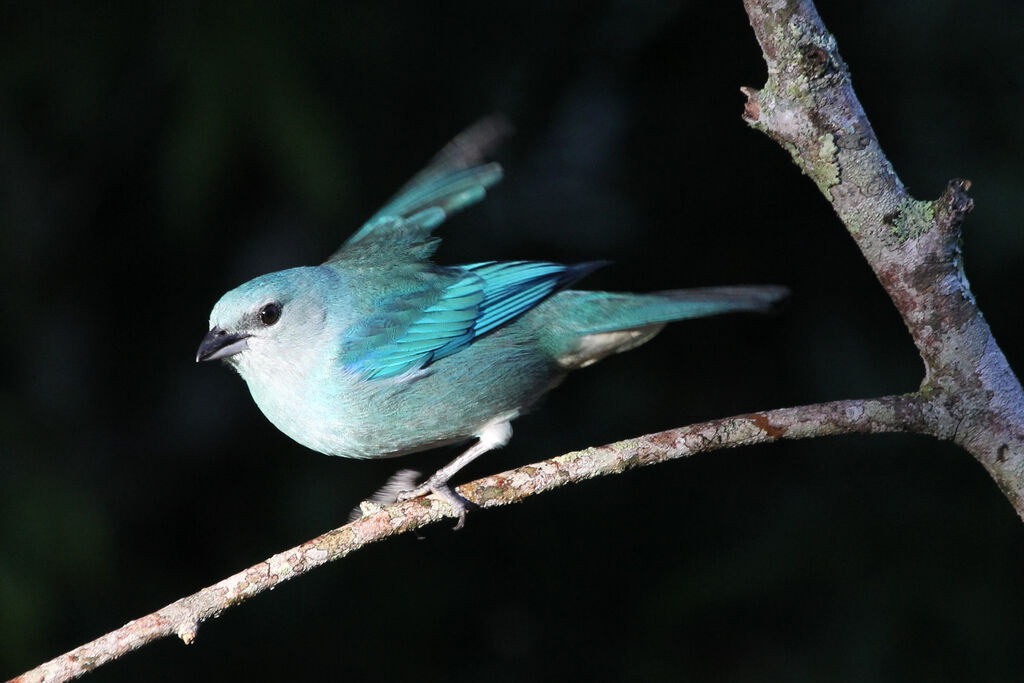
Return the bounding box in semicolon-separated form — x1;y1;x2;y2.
196;267;335;379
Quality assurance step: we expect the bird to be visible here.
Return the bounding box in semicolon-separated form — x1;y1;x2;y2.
196;118;787;528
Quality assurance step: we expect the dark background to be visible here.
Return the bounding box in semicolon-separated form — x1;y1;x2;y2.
4;1;1024;681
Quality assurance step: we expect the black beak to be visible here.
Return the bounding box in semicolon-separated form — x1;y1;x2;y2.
196;327;250;362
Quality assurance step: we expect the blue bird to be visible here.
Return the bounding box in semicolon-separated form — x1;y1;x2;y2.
197;119;786;527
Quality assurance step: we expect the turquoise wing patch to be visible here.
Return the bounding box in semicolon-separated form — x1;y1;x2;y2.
346;260;594;379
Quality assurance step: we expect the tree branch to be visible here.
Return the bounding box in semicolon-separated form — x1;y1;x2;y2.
11;1;1024;681
740;0;1024;510
10;396;922;683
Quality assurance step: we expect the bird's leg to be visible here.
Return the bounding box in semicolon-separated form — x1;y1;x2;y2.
348;469;422;523
397;420;512;529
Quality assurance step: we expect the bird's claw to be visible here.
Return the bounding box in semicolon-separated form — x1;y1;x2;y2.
347;499;385;523
348;469;423;522
397;477;471;530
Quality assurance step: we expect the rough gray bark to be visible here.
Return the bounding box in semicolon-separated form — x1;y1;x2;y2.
742;0;1024;512
10;1;1023;681
10;397;931;683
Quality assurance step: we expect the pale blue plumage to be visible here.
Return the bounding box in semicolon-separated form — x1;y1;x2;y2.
198;119;786;525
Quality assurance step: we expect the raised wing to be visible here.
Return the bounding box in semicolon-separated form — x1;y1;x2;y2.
326;117;509;265
343;260;603;379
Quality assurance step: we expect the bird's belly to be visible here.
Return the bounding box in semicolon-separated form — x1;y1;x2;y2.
249;336;563;460
343;345;562;458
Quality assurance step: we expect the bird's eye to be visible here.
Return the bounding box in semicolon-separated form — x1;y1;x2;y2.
259;302;282;326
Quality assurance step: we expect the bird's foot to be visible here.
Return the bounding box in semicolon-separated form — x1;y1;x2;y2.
348;469;421;522
397;476;472;530
347;499;385;523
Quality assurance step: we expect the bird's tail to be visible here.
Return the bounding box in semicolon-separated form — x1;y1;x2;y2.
542;285;788;369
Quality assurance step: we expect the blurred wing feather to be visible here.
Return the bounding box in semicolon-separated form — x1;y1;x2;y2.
326;118;509;265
